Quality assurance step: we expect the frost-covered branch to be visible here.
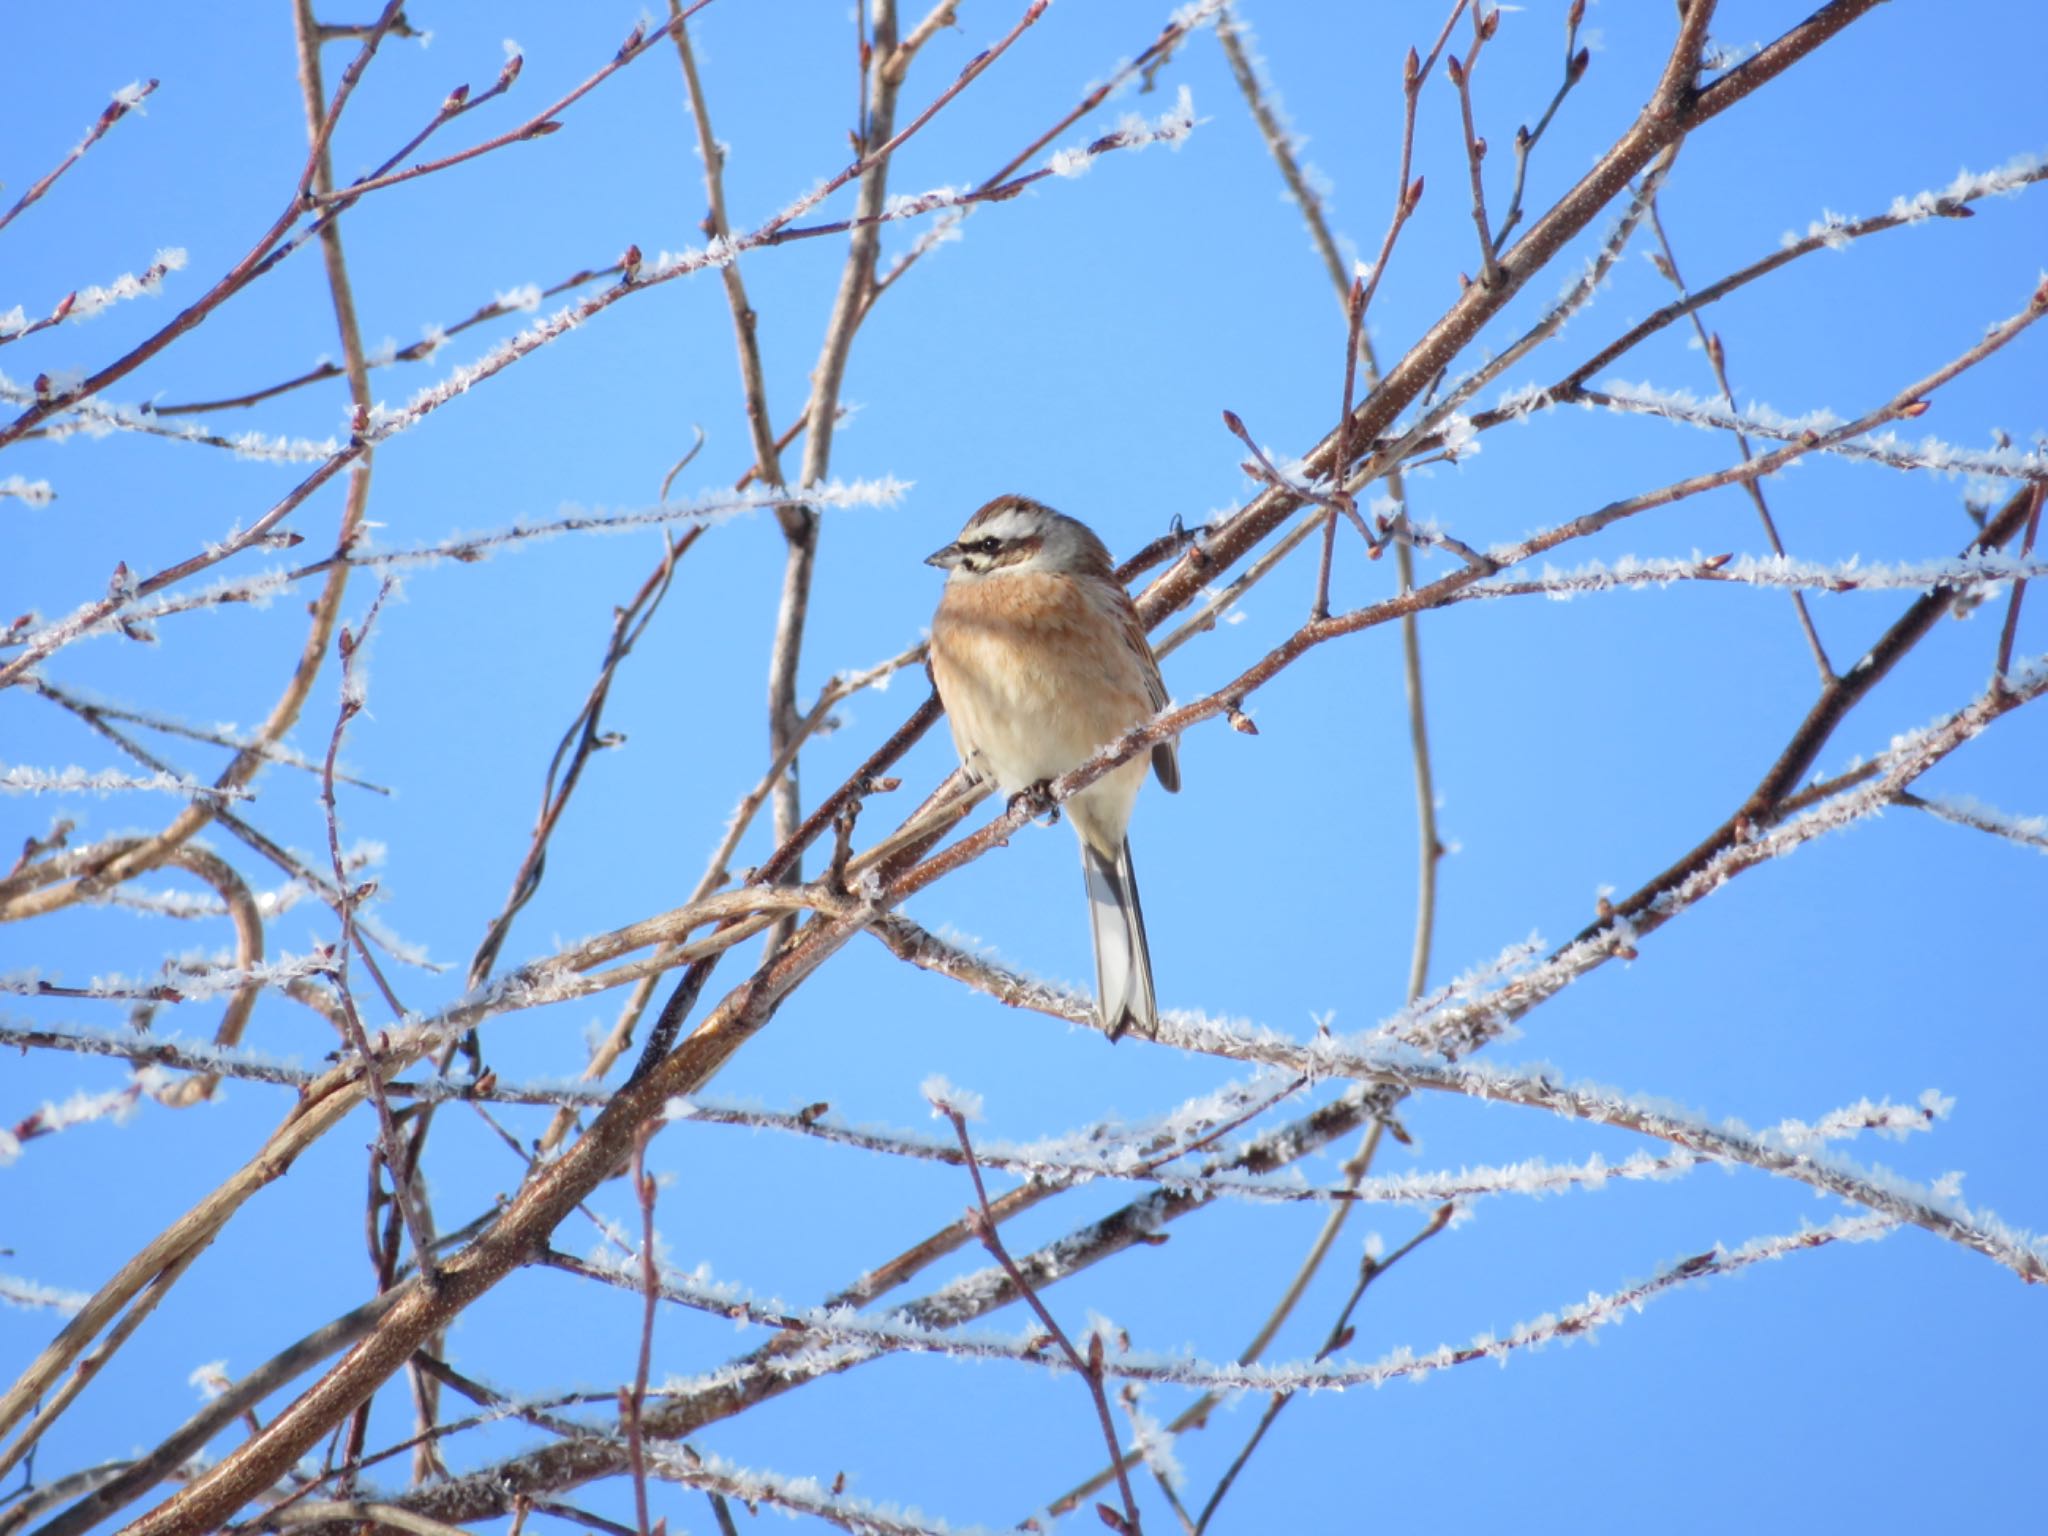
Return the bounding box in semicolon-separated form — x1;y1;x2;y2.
1560;148;2048;392
0;79;158;237
1458;549;2048;601
1579;381;2048;483
0;767;254;802
870;897;2041;1282
0;248;186;346
1897;791;2048;854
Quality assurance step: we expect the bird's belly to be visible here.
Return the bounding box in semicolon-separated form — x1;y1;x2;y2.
932;588;1152;797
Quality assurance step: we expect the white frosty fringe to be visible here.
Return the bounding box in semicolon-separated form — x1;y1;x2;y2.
0;368;344;463
874;908;2043;1279
1763;1089;1953;1150
1047;84;1199;177
13;479;911;657
0;249;186;339
1593;378;2048;482
0;1018;328;1093
371;82;1210;446
920;1073;983;1122
580;1212;1893;1405
0;766;254;801
1466;549;2048;601
1782;148;2048;247
1;949;334;1005
0;1018;1914;1218
352;476;913;569
33;687;379;787
642;1442;990;1536
0;474;55;505
1907;792;2048;853
1124;1389;1186;1490
0;1073;160;1164
68;247;187;322
0;1274;92;1316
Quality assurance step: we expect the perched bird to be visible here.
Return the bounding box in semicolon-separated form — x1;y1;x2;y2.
925;495;1179;1039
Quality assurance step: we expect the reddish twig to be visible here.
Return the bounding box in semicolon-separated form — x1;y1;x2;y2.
1994;485;2044;683
0;80;159;236
1644;196;1834;683
940;1101;1143;1535
1445;5;1504;287
0;2;411;455
1491;0;1590;254
624;1123;662;1536
1355;2;1466;322
320;580;437;1280
1193;1204;1454;1533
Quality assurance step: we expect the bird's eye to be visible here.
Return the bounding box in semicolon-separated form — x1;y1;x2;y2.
973;537;1001;555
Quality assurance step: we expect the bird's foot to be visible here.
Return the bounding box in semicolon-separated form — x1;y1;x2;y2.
1007;780;1060;827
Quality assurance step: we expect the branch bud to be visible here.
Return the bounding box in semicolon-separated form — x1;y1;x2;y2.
1898;398;1930;418
443;82;470;113
1445;53;1465;87
1474;134;1488;161
617;20;647;61
1404;46;1420;88
496;52;524;90
1405;175;1425;213
1569;46;1591;81
1480;7;1500;42
1568;0;1586;31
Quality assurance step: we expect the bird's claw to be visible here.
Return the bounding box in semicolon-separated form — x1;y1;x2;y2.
1007;781;1060;826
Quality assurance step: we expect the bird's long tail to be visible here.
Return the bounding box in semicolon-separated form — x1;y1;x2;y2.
1081;836;1157;1041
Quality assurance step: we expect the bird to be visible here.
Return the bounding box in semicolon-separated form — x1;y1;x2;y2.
925;494;1179;1040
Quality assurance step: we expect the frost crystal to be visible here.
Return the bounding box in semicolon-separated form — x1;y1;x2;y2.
0;475;55;506
921;1073;983;1121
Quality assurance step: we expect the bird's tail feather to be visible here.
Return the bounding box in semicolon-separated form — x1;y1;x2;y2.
1082;837;1156;1041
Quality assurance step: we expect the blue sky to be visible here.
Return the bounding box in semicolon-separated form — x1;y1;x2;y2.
3;3;2044;1532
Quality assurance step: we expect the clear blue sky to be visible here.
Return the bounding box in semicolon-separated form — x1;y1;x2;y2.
3;3;2043;1532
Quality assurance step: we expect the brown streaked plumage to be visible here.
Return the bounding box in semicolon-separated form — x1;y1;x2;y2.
925;495;1178;1038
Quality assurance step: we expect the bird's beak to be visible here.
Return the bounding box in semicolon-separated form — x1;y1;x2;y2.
924;543;963;570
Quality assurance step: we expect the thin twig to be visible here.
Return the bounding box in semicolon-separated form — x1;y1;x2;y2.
941;1104;1142;1535
0;80;159;236
1445;6;1504;287
1645;195;1834;682
320;582;438;1282
1193;1203;1454;1532
1491;0;1589;254
625;1124;661;1536
1993;485;2044;682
